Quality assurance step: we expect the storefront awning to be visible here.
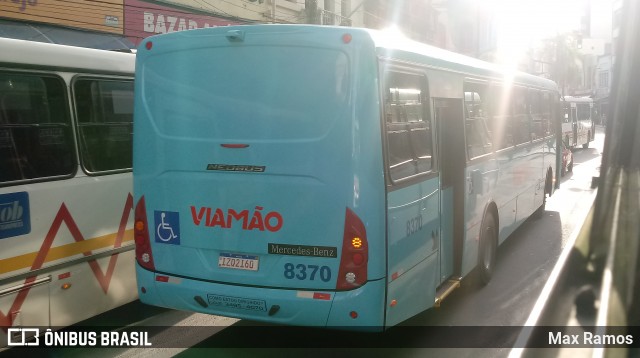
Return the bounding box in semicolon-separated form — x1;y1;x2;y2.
0;18;135;51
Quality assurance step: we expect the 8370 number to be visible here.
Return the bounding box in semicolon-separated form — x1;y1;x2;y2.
283;263;331;282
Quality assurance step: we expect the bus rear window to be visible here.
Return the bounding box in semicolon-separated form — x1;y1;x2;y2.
141;47;350;140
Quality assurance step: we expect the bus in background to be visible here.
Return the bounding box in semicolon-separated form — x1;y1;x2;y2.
561;95;595;149
0;38;136;346
133;25;561;329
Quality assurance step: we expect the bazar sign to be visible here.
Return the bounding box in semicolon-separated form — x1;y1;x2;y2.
124;0;242;45
143;12;200;33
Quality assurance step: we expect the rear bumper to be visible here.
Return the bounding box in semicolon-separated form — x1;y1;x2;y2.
136;263;385;329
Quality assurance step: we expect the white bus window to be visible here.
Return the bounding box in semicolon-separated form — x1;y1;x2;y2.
512;86;531;145
576;103;591;121
530;89;552;140
0;72;74;183
74;79;134;173
384;71;432;181
542;92;553;137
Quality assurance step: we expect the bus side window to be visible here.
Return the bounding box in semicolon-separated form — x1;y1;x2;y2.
75;79;134;173
408;119;432;173
0;73;73;183
387;122;413;177
512;86;531;145
463;82;492;159
530;89;549;140
542;92;553;137
383;71;432;182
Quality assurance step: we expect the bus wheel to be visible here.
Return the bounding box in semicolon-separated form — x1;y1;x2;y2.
477;212;497;286
535;170;552;219
582;133;590;148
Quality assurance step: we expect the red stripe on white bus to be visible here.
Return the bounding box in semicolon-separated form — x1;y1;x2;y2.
0;194;134;329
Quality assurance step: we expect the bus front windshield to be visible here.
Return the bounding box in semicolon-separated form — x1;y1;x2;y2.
576;103;591;121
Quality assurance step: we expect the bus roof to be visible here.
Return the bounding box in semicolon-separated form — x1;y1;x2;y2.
138;24;557;92
0;37;135;74
366;28;558;91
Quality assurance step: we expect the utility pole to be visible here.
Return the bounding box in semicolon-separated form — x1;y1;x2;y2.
272;0;276;23
556;35;566;97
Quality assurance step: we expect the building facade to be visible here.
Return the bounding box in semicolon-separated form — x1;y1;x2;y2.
0;0;448;50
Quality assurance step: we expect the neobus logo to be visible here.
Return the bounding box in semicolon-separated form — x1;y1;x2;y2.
0;192;31;239
190;206;283;232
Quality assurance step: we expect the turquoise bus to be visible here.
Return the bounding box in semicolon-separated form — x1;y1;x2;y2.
132;25;561;329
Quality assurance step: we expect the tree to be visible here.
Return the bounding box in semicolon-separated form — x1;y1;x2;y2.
541;33;583;96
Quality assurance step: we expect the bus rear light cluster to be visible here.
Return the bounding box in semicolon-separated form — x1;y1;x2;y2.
336;208;368;290
134;196;156;271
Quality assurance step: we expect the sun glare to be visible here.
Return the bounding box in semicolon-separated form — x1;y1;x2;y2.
485;0;586;67
380;25;406;38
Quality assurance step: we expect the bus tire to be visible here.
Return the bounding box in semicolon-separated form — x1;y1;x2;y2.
582;133;590;149
534;170;552;219
477;211;497;286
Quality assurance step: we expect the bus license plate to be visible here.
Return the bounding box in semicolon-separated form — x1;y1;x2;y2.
218;253;259;271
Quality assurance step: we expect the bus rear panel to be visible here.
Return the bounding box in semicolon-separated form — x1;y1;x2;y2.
133;26;387;328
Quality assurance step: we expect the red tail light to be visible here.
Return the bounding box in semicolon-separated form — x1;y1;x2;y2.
134;196;155;270
336;208;368;290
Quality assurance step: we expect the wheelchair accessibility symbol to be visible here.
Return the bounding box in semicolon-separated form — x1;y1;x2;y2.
154;211;180;245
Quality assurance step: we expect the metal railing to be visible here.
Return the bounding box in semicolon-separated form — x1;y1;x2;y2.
314;9;352;26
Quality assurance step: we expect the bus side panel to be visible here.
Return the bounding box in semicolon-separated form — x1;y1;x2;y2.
385;252;438;327
49;250;137;326
461;158;498;276
493;149;518;241
385;177;440;326
0;175;135;331
0;279;50;342
514;143;544;225
460;142;547;277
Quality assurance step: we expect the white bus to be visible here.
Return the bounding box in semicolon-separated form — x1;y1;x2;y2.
0;38;136;346
562;96;595;149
